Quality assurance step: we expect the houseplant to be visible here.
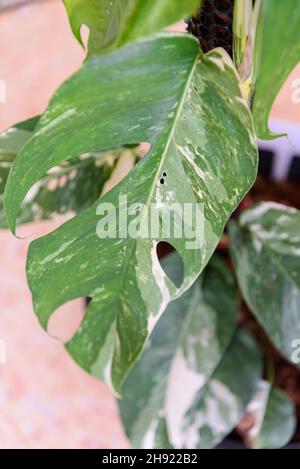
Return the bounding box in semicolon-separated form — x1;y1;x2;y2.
1;0;300;449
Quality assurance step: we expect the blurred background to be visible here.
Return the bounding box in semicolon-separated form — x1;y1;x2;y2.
0;0;299;449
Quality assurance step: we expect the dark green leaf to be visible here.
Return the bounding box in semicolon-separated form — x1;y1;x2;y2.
253;0;300;139
229;202;300;365
14;116;40;131
5;35;257;392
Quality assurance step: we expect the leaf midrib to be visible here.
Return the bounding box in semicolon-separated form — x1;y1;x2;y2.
109;50;200;386
139;49;199;229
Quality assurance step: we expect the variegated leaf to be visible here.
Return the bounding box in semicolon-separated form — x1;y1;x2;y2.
119;254;239;449
229;202;300;365
5;35;257;392
63;0;200;56
245;380;296;449
181;329;261;449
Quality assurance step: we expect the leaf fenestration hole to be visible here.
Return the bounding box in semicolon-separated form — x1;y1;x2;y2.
47;299;85;342
156;241;184;288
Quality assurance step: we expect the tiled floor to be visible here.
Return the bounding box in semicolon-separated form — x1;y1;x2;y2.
0;0;299;449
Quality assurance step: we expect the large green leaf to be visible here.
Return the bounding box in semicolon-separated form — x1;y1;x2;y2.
5;34;257;392
0;119;115;228
253;0;300;139
120;254;239;448
246;381;296;449
63;0;200;56
229;202;300;365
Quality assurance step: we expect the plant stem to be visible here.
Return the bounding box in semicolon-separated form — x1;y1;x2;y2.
233;0;253;69
238;0;262;102
266;354;275;385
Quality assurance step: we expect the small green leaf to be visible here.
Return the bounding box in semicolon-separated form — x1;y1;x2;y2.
63;0;200;56
246;381;296;449
252;0;300;139
229;202;300;365
5;35;257;392
120;254;261;449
